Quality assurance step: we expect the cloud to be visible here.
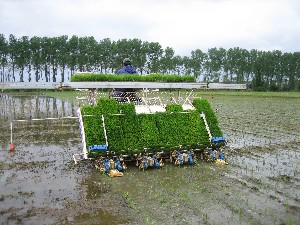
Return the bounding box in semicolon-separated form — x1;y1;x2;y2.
0;0;300;55
145;0;300;54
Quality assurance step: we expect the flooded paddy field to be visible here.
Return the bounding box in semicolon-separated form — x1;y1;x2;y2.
0;91;299;225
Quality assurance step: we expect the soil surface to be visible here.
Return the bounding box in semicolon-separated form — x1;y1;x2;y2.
0;92;299;225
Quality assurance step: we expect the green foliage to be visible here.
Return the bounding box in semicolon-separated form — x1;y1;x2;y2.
192;98;223;137
71;73;196;82
81;105;105;148
137;114;160;151
118;102;136;114
97;98;119;114
165;104;183;112
81;98;221;155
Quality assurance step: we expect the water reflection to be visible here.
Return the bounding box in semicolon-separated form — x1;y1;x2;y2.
0;93;85;224
0;93;78;121
0;93;81;150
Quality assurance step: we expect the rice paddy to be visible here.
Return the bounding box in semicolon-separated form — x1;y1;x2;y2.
0;91;299;225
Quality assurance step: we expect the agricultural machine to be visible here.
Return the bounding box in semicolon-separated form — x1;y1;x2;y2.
1;74;245;175
70;74;246;176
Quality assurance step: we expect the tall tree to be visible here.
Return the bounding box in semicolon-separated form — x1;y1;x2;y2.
293;52;300;90
0;34;8;82
250;50;266;90
130;38;147;75
144;41;163;74
8;34;18;82
16;36;31;82
30;36;43;82
272;50;283;91
77;36;97;72
172;55;184;75
283;52;297;90
114;38;132;70
205;47;226;82
190;49;206;79
40;37;52;82
98;38;114;74
55;35;68;82
67;35;79;76
225;47;250;84
160;47;175;74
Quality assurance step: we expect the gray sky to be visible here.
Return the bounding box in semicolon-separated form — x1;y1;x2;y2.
1;0;300;55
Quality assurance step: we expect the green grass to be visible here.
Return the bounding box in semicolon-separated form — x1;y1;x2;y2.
195;90;300;98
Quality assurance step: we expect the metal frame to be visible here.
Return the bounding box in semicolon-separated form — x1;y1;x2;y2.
0;82;246;90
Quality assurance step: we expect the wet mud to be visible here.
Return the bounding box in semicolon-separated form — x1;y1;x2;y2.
0;92;299;225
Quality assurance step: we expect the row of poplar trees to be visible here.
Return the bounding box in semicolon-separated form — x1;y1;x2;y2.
0;34;299;91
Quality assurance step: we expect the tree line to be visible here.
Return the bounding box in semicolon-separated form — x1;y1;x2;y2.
0;34;299;91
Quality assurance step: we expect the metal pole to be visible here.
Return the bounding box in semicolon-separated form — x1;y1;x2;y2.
101;114;108;147
182;89;194;105
10;121;13;144
9;121;15;152
9;97;15;152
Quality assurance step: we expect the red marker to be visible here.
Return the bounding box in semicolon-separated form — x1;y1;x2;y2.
10;122;15;152
10;143;15;152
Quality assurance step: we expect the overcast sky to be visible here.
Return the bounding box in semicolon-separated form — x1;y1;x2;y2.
1;0;300;56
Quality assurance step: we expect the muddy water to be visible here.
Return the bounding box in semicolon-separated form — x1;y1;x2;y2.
0;93;131;225
0;92;300;225
206;94;300;225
